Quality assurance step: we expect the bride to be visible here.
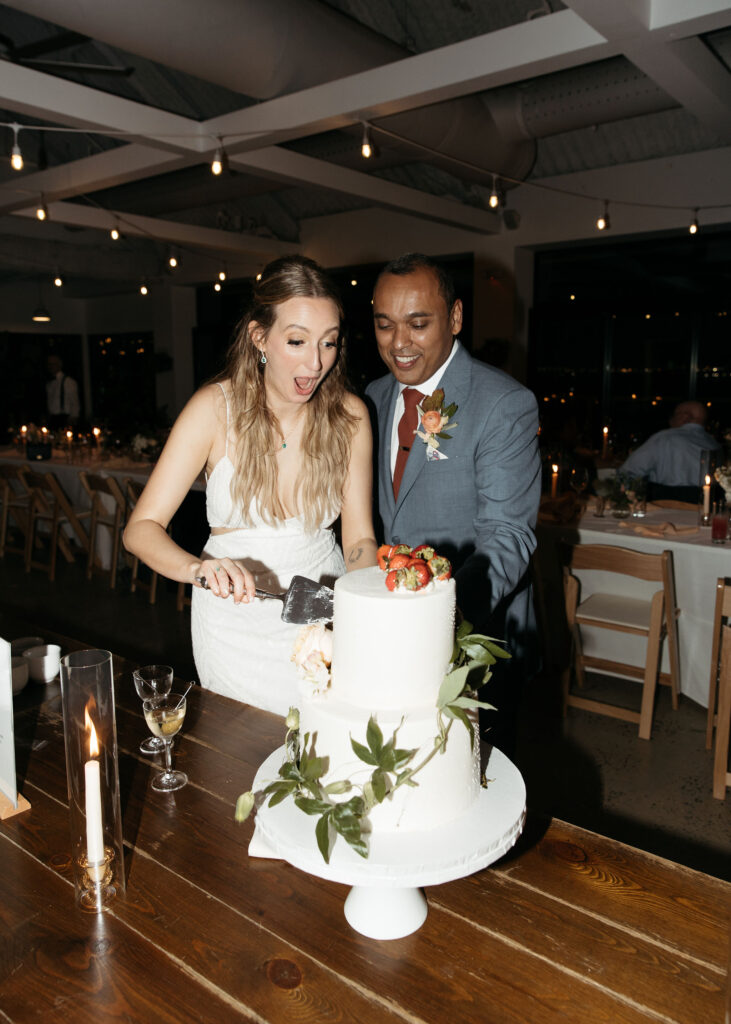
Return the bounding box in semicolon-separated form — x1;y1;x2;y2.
123;255;377;715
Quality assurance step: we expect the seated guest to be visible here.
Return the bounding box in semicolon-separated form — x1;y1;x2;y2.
619;400;720;502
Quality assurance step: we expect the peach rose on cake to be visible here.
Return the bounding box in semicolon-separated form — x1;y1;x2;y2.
292;622;333;694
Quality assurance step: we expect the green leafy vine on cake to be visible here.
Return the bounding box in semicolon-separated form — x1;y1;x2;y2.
235;621;510;863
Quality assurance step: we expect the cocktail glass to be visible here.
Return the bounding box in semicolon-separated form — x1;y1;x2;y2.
133;665;173;754
143;693;188;792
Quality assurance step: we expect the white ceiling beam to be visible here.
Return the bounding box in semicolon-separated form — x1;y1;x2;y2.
0;60;204;149
230;148;499;234
0;144;195;216
10;202;300;257
566;0;731;141
650;0;731;36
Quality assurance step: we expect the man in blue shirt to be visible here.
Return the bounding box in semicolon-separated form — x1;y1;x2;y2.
620;401;720;495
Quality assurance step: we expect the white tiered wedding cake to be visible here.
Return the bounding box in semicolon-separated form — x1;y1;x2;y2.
296;565;481;833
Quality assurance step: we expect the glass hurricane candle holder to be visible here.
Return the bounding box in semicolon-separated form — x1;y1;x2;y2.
60;650;125;912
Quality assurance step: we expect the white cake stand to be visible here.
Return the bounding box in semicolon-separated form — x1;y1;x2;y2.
249;744;526;940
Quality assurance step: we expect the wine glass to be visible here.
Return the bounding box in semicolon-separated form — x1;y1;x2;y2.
143;693;188;792
133;665;173;754
570;467;589;495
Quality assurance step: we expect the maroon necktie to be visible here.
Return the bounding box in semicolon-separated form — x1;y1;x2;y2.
393;388;424;499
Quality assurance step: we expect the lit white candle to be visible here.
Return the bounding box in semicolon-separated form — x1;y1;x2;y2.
703;475;711;516
84;708;105;866
551;464;559;499
602;426;609;460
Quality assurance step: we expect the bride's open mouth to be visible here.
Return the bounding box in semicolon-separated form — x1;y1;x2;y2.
294;376;318;396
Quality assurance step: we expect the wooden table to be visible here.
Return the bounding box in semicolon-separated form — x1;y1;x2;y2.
1;617;729;1023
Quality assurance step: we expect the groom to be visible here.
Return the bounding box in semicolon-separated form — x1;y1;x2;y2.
365;253;541;757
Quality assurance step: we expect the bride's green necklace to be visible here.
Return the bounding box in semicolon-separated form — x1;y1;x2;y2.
276;409;305;450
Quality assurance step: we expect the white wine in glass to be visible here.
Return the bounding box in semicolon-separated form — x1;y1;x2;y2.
143;693;188;792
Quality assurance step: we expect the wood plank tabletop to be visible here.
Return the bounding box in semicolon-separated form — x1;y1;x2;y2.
1;612;729;1024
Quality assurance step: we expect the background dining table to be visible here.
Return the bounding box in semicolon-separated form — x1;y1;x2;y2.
1;613;729;1023
0;446;204;572
536;502;731;707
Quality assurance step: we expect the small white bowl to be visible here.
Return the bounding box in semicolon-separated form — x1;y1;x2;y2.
11;656;29;695
11;636;45;657
22;644;62;683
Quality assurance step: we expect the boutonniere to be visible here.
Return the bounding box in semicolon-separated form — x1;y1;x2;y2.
415;388;458;459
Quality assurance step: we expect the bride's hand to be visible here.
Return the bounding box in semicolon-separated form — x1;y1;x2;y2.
195;558;256;604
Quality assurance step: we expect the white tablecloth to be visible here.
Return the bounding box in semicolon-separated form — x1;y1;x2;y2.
0;452;153;569
537;505;731;708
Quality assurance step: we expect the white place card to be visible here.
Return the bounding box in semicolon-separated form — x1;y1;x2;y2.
0;637;30;817
0;636;18;808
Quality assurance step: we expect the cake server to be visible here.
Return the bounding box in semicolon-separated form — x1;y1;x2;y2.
195;574;333;623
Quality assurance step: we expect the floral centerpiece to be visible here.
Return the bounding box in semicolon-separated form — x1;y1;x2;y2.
714;464;731;504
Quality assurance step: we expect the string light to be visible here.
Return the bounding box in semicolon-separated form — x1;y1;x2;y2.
53;273;63;287
168;250;178;269
689;209;699;235
139;282;148;295
214;281;221;292
110;224;121;240
488;175;500;209
35;199;48;221
361;122;372;159
211;139;228;175
218;269;226;281
596;200;610;231
10;123;23;171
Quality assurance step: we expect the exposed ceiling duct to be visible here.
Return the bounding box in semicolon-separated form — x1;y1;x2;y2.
5;0;538;183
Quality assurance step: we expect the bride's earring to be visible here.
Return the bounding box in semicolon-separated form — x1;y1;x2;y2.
259;350;267;365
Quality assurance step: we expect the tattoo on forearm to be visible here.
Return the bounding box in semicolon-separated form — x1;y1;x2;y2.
348;546;364;564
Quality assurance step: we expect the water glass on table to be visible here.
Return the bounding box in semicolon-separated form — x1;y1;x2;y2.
143;693;189;792
133;665;173;754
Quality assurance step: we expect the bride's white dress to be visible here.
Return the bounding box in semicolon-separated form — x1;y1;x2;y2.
191;392;345;716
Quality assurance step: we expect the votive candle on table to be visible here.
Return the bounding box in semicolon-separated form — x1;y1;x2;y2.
703;475;711;516
84;707;105;866
551;464;559;498
602;427;609;460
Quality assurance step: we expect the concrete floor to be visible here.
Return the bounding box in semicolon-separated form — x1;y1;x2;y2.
1;546;729;882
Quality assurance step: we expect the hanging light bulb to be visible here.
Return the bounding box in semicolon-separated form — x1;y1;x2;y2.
140;282;148;295
110;224;121;240
361;123;373;159
35;199;48;221
488;176;500;209
218;269;226;282
53;273;63;288
596;200;610;231
211;138;228;176
689;209;699;235
168;251;178;269
10;124;23;171
214;281;221;292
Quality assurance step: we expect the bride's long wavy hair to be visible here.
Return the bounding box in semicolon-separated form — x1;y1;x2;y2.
216;255;357;530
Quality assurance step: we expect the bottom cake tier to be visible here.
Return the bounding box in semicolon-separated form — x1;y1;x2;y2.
298;695;480;832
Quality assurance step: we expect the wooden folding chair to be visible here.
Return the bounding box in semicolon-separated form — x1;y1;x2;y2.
706;578;731;750
79;471;127;589
562;544;680;740
713;624;731;800
23;469;85;581
0;463;31;558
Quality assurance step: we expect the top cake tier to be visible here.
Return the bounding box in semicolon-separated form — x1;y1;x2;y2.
331;566;456;710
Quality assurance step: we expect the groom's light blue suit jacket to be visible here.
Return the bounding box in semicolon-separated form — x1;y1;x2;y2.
365;343;541;675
